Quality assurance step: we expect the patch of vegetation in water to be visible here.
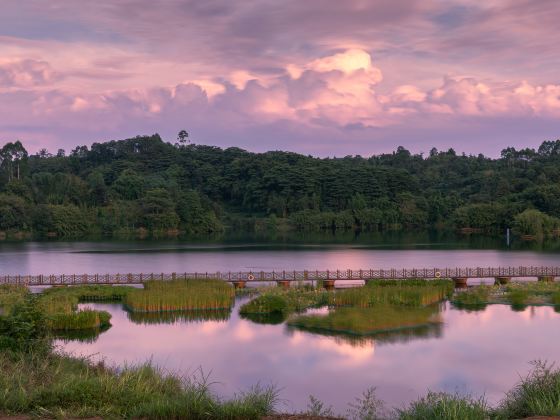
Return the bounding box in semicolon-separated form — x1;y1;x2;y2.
452;282;560;309
288;305;443;336
451;285;495;307
239;287;331;317
331;279;453;308
124;279;235;313
127;308;231;324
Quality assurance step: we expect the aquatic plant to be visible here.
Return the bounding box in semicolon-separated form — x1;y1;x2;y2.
239;288;330;316
288;305;442;336
46;309;112;331
332;281;452;308
396;391;489;420
497;360;560;418
451;286;494;306
0;284;29;316
124;279;235;313
127;308;231;324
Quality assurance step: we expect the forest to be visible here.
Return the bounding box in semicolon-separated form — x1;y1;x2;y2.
0;134;560;239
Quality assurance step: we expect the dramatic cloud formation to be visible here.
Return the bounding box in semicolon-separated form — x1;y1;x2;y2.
1;0;559;155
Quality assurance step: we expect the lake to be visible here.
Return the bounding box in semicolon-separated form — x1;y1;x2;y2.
57;300;560;414
1;235;560;413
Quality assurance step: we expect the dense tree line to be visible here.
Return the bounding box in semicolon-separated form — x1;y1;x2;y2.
0;134;559;239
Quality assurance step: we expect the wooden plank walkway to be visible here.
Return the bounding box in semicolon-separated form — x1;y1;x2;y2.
0;266;559;286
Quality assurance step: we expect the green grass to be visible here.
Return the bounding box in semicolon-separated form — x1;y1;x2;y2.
0;351;278;419
0;285;28;316
451;286;495;307
331;280;453;308
239;287;330;316
124;279;235;312
497;360;560;418
452;282;560;309
288;305;442;336
47;309;112;331
396;391;489;420
127;308;231;324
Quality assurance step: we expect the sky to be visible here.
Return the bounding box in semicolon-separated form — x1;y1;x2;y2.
1;0;559;157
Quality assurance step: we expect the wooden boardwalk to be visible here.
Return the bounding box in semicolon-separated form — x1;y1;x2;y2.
1;266;559;286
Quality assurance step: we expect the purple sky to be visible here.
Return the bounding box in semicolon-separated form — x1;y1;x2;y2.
1;0;559;156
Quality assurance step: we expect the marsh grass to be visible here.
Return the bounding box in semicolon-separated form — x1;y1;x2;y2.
453;282;560;309
497;360;560;418
35;286;125;331
239;288;330;316
332;281;453;308
0;284;28;316
396;391;489;420
288;305;442;336
0;351;278;419
451;286;495;307
47;309;112;331
127;308;231;324
124;279;235;313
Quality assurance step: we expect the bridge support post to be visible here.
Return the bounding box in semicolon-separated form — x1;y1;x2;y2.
277;280;291;289
323;280;336;291
231;280;247;289
538;276;555;282
495;276;511;285
452;277;468;288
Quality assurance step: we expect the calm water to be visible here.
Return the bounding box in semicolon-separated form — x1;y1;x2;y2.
2;237;559;412
0;235;559;276
58;300;560;413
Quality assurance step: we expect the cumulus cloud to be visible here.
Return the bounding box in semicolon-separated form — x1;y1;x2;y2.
0;59;60;88
1;1;560;155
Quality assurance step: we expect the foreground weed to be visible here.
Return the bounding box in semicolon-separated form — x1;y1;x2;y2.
396;391;489;420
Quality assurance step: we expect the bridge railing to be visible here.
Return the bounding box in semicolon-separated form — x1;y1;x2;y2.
0;266;559;285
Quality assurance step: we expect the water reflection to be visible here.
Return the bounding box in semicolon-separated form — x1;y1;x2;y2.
2;236;560;275
127;308;231;324
56;299;560;413
286;322;443;347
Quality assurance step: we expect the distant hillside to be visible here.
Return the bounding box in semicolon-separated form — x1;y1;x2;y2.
1;134;560;239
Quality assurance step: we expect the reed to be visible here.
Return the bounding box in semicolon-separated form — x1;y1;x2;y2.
47;309;112;331
288;305;443;336
124;279;235;313
451;286;494;306
0;285;29;316
127;309;231;324
0;350;278;419
397;391;489;420
497;360;560;418
332;282;452;308
36;285;127;332
239;288;330;316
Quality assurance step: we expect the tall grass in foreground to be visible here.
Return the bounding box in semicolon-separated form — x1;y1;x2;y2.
396;391;489;420
288;305;442;336
124;279;235;312
0;351;278;419
497;360;560;418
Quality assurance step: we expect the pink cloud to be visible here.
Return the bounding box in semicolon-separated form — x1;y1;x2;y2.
0;59;60;88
